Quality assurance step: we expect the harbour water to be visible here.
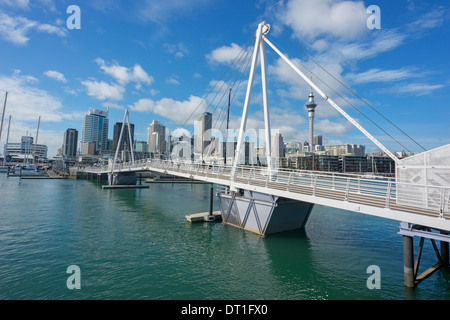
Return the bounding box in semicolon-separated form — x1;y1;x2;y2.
0;174;449;300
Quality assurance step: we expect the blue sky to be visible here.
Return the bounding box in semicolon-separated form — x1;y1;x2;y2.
0;0;449;157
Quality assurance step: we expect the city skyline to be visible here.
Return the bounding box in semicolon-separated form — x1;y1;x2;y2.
0;1;449;158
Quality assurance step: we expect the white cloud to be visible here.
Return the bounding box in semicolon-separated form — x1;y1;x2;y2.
0;69;81;157
138;0;212;24
129;95;205;124
391;83;445;96
275;0;368;42
206;43;243;64
316;118;352;137
0;0;29;9
44;70;67;83
0;10;66;45
95;58;154;87
101;102;125;110
80;80;125;101
163;42;189;58
166;76;180;86
345;68;417;84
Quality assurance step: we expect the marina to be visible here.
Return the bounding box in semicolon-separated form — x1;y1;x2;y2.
0;1;449;304
0;174;448;300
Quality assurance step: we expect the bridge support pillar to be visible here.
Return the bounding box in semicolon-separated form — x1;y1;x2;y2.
217;189;313;236
399;222;450;288
442;233;449;267
108;172;137;186
403;235;415;288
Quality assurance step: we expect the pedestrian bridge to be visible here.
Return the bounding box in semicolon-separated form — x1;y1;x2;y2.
80;155;450;233
79;21;450;288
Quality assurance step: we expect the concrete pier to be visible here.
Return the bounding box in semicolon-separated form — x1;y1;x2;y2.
186;211;222;223
217;189;314;236
403;235;415;288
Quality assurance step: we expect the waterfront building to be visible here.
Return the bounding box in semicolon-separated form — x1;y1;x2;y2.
326;144;366;157
147;120;166;154
195;112;212;158
113;122;135;154
62;128;78;158
271;133;285;159
5;136;48;161
313;135;323;147
81;108;109;155
135;141;148;153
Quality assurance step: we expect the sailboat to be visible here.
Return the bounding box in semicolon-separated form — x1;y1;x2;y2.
14;117;43;176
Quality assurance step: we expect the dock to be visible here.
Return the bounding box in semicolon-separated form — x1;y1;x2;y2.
186;211;222;223
102;185;150;189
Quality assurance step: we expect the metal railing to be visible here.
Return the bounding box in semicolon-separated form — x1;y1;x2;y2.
78;158;450;217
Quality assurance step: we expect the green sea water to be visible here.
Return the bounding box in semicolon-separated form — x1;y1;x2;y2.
0;174;449;300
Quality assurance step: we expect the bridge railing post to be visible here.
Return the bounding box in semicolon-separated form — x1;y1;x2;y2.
344;178;350;201
312;175;318;197
287;172;292;192
248;168;253;184
439;187;447;219
385;181;392;209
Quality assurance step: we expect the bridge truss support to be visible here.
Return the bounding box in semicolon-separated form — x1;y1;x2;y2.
217;188;314;236
399;222;450;288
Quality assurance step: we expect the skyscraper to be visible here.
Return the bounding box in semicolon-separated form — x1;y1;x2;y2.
62;128;78;158
271;133;284;159
195;112;212;156
81;108;109;155
147;120;166;154
305;87;317;151
112;122;134;153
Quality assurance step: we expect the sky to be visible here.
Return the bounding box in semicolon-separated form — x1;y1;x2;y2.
0;0;449;158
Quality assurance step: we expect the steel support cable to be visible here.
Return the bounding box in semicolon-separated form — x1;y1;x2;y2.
181;34;256;149
167;34;256;158
180;33;256;132
265;33;413;153
205;36;256;123
272;27;426;152
216;43;254;132
213;40;255;131
190;38;255;155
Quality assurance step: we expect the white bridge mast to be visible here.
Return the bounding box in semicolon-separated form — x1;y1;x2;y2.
231;21;400;181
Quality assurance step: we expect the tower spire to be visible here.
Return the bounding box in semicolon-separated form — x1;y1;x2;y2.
305;86;317;152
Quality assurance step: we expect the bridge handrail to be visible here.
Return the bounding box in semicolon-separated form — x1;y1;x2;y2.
78;158;450;215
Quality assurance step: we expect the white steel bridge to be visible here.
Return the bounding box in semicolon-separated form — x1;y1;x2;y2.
79;22;450;287
80;157;450;233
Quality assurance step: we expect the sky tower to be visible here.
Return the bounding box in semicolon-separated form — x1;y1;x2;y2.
305;87;317;151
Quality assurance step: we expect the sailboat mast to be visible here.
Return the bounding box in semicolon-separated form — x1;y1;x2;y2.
33;116;41;164
3;115;11;166
0;92;7;143
224;88;231;165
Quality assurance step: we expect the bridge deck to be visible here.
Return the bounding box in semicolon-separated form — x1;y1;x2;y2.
79;159;450;232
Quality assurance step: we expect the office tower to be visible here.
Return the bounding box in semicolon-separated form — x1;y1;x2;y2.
305;87;317;151
62;128;78;157
147;120;166;154
81;108;109;155
195;112;212;156
271;133;284;158
112;122;135;153
313;135;323;147
135;141;148;153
